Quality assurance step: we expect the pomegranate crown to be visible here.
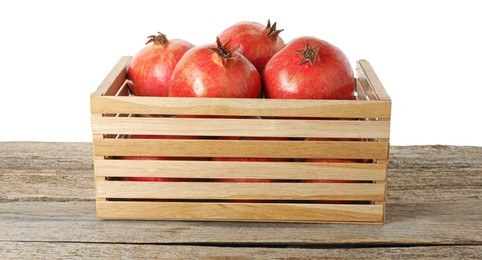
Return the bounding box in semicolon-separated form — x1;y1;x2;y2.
209;37;240;66
265;19;284;39
146;32;168;45
296;41;322;66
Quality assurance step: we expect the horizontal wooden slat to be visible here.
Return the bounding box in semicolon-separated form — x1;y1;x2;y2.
94;159;387;181
96;201;384;223
91;96;391;118
92;56;131;97
95;181;385;201
91;117;390;139
93;139;390;159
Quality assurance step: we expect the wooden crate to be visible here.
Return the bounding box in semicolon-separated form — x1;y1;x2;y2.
90;56;391;223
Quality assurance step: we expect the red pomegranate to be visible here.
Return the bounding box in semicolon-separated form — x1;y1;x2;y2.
263;36;354;100
127;32;194;96
219;19;285;72
169;37;262;98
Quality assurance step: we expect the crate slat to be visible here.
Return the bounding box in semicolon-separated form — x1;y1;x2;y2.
96;181;385;201
91;96;391;118
91;117;390;139
96;201;384;223
94;159;387;181
93;138;389;159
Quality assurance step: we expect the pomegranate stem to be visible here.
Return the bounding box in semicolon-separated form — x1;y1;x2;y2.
265;19;284;39
209;37;240;65
146;32;168;45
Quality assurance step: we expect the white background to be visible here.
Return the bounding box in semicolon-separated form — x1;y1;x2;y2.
1;0;481;146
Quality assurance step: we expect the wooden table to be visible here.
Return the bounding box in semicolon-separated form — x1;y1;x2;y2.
1;142;481;258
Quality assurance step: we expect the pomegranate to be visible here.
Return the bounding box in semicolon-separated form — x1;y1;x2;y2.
169;37;262;98
219;19;285;72
263;36;354;100
127;32;194;96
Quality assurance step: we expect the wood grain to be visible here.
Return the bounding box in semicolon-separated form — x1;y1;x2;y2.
95;182;385;200
2;143;480;204
91;96;392;118
92;138;390;159
1;142;481;258
91;116;391;138
0;142;94;202
96;201;384;223
94;159;387;180
2;242;480;259
1;201;480;244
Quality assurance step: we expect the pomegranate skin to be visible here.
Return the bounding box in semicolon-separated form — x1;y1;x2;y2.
127;33;194;97
169;42;262;98
219;20;285;72
263;36;354;100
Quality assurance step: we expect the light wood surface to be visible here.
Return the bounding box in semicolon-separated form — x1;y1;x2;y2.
96;182;385;201
91;116;391;138
93;138;390;159
94;159;387;180
1;142;481;258
91;95;392;118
